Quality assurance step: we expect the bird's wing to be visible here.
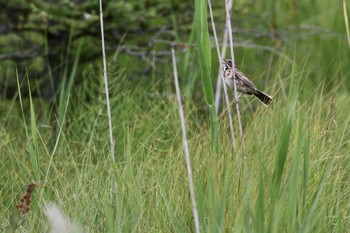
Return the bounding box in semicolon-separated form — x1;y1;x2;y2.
234;69;257;90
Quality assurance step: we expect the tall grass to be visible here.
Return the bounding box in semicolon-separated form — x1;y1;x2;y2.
1;0;350;232
172;48;200;233
208;0;235;147
343;0;350;47
2;58;349;231
195;0;219;153
99;0;115;167
16;71;40;181
224;0;249;187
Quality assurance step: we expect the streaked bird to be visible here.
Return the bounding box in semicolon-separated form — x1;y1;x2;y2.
222;59;273;106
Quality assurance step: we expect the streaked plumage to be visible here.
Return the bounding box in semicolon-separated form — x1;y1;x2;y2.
222;59;273;106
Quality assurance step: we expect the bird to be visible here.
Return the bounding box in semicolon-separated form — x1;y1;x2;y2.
222;59;273;106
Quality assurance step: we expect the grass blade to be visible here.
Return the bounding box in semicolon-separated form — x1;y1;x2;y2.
28;78;40;180
343;0;350;48
301;161;333;232
195;0;219;153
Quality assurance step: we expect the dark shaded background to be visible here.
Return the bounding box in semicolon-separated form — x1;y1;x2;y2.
0;0;348;102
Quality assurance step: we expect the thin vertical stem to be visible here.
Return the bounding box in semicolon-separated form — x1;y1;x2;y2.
213;0;232;112
208;0;235;147
99;0;117;192
343;0;350;48
214;25;229;113
172;48;201;233
224;0;249;182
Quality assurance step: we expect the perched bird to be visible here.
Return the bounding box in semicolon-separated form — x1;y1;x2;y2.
222;59;273;106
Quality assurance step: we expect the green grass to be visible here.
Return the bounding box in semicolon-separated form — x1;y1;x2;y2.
195;0;219;153
1;58;350;232
1;0;350;232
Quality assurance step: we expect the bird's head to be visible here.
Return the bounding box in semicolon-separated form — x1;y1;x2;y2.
222;59;234;69
223;59;240;70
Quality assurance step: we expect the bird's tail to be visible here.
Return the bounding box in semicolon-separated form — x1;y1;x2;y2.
254;90;273;107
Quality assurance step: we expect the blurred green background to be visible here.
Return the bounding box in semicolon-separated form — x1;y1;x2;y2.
1;0;350;232
1;0;348;100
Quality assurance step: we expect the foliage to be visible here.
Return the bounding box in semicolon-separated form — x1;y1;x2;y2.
195;0;218;153
1;0;350;232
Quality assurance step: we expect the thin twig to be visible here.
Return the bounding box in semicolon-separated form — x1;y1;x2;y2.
171;48;200;233
224;0;249;183
208;0;235;147
99;0;117;192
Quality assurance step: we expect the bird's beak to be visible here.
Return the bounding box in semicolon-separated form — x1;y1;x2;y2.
221;59;227;64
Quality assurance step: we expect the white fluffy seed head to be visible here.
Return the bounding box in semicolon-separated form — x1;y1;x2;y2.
44;203;84;233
